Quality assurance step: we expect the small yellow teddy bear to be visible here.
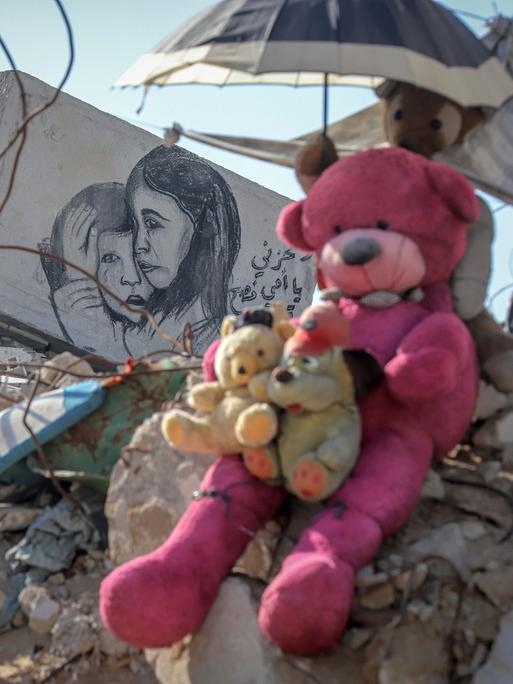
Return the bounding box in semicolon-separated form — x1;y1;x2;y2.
161;303;294;455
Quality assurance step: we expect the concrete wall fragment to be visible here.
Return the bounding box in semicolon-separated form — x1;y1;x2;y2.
0;71;314;361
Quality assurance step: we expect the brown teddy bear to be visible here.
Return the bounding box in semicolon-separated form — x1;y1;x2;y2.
162;303;294;455
380;81;513;393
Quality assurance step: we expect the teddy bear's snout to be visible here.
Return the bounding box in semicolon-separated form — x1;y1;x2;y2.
398;139;415;152
272;367;294;384
341;237;382;265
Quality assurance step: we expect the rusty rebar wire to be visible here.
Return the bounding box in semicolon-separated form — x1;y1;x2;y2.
0;0;74;166
1;361;200;382
0;245;187;352
0;34;29;216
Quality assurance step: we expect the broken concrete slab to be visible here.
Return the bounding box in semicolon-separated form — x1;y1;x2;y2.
106;412;276;581
0;71;314;361
18;584;60;635
473;610;513;684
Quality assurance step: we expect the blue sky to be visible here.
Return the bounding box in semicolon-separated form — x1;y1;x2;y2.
1;0;513;321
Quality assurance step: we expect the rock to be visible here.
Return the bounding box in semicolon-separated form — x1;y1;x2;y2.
460;593;500;643
405;522;484;579
445;480;512;531
359;582;395;610
11;608;26;628
148;578;276;684
421;470;446;500
475;381;508;420
473;610;513;684
473;410;513;449
39;352;95;388
356;568;388;588
394;563;428;592
345;627;372;651
461;521;487;540
364;619;450;684
0;589;6;613
476;461;502;484
0;505;43;532
407;599;435;623
106;413;213;565
48;572;65;586
99;626;132;658
146;576;366;684
18;584;60;635
474;568;513;609
106;413;275;581
6;498;92;574
51;606;97;658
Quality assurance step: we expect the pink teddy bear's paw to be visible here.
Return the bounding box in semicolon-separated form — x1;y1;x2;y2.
386;346;458;403
100;552;214;649
259;553;355;655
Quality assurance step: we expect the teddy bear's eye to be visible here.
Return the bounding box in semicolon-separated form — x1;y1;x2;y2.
302;357;320;370
334;226;342;235
377;219;389;230
394;109;403;121
257;349;265;357
431;118;442;131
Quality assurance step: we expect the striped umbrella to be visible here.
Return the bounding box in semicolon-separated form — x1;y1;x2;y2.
116;0;513;127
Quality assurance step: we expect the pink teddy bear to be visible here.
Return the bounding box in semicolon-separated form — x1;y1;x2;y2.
100;147;479;656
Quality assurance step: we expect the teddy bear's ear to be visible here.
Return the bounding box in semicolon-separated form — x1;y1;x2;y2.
426;162;480;223
342;349;384;400
220;315;237;338
275;320;297;341
270;302;296;340
294;135;338;193
276;201;314;253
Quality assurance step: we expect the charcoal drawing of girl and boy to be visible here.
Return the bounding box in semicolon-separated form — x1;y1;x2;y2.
40;145;247;359
40;145;312;359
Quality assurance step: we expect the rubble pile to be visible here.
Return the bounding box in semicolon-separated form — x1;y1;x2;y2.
104;411;513;684
0;348;512;683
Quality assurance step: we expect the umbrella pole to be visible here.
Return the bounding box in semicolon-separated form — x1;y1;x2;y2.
323;72;329;137
321;72;332;169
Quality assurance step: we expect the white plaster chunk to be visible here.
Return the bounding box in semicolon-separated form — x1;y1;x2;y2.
473;610;513;684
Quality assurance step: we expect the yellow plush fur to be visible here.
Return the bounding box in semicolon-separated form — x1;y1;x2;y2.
161;304;294;455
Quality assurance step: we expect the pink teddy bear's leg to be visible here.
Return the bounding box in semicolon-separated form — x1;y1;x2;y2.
100;454;285;648
259;427;433;655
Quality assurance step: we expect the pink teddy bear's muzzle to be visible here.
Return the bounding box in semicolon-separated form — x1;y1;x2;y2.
319;228;426;297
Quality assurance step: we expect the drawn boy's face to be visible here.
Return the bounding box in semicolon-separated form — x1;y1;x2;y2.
128;182;194;290
97;231;152;323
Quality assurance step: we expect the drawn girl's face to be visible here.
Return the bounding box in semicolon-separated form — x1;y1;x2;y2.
129;183;194;290
97;231;153;323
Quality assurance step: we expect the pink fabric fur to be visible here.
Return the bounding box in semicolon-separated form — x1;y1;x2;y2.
100;148;479;656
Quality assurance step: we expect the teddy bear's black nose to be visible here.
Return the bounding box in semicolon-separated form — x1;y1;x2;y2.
272;368;294;384
341;237;382;265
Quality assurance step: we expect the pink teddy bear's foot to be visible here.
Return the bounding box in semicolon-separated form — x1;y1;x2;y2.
100;541;215;648
259;552;355;655
259;506;383;655
100;455;285;648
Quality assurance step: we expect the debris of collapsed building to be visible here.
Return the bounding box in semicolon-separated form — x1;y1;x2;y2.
0;342;513;683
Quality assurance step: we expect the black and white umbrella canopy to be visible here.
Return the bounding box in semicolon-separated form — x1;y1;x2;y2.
116;0;513;109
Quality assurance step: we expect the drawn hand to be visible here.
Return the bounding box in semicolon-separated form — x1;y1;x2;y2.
61;203;99;277
53;278;105;314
